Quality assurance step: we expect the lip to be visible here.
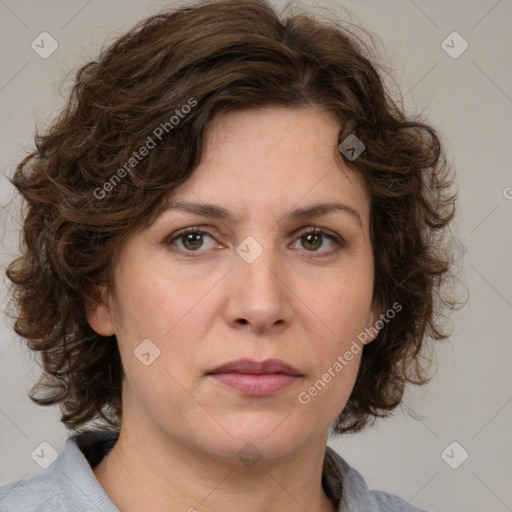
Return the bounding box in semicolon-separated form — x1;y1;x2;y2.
207;358;302;376
206;358;303;397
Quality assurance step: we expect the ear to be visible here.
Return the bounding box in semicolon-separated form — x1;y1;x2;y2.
364;297;385;345
86;286;115;336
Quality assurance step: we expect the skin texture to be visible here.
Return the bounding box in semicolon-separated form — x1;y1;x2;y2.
88;106;382;512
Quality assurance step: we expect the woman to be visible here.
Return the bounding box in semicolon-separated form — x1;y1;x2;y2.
0;0;458;510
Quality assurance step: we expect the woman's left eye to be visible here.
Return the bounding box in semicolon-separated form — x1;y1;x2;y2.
290;228;344;255
164;227;344;256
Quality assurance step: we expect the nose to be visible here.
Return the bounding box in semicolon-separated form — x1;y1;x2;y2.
223;242;293;334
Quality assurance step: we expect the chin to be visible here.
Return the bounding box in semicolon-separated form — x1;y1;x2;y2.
192;413;317;465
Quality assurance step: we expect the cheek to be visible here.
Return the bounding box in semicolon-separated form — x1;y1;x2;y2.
294;282;372;414
111;263;209;341
110;266;215;394
310;277;374;344
296;347;362;427
299;281;372;402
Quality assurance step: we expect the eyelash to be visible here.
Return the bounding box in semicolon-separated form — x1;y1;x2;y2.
164;226;345;257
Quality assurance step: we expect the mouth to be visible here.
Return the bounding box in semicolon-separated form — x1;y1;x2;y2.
205;358;303;397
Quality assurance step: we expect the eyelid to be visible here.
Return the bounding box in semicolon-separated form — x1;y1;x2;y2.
289;226;345;253
293;225;344;241
164;227;217;247
164;225;345;254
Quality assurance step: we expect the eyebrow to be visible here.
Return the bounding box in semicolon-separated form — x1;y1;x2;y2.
162;200;362;227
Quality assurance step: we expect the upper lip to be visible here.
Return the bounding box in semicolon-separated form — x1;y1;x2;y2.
207;358;302;376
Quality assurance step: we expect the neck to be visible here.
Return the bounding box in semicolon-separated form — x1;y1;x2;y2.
93;422;336;512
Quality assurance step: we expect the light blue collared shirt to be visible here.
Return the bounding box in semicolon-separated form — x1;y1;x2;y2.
0;431;428;511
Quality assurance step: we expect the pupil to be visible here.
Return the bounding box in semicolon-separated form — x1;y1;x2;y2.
184;233;202;250
304;233;321;250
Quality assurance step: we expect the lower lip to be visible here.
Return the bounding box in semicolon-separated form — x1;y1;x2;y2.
209;372;301;396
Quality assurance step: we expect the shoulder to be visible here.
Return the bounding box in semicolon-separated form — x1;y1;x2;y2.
369;490;429;512
0;432;119;512
0;472;64;511
324;446;429;512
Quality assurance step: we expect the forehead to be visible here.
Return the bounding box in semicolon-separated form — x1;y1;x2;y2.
168;106;371;225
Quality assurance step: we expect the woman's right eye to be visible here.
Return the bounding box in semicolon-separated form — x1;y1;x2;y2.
165;229;219;254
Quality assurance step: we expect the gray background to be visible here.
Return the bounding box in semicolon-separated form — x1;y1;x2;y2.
1;1;511;511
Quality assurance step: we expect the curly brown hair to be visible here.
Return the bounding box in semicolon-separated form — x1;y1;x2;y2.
5;0;460;434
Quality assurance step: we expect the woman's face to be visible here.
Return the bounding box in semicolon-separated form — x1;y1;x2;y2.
89;106;381;463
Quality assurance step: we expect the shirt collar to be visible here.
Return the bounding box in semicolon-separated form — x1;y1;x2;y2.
58;430;372;511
